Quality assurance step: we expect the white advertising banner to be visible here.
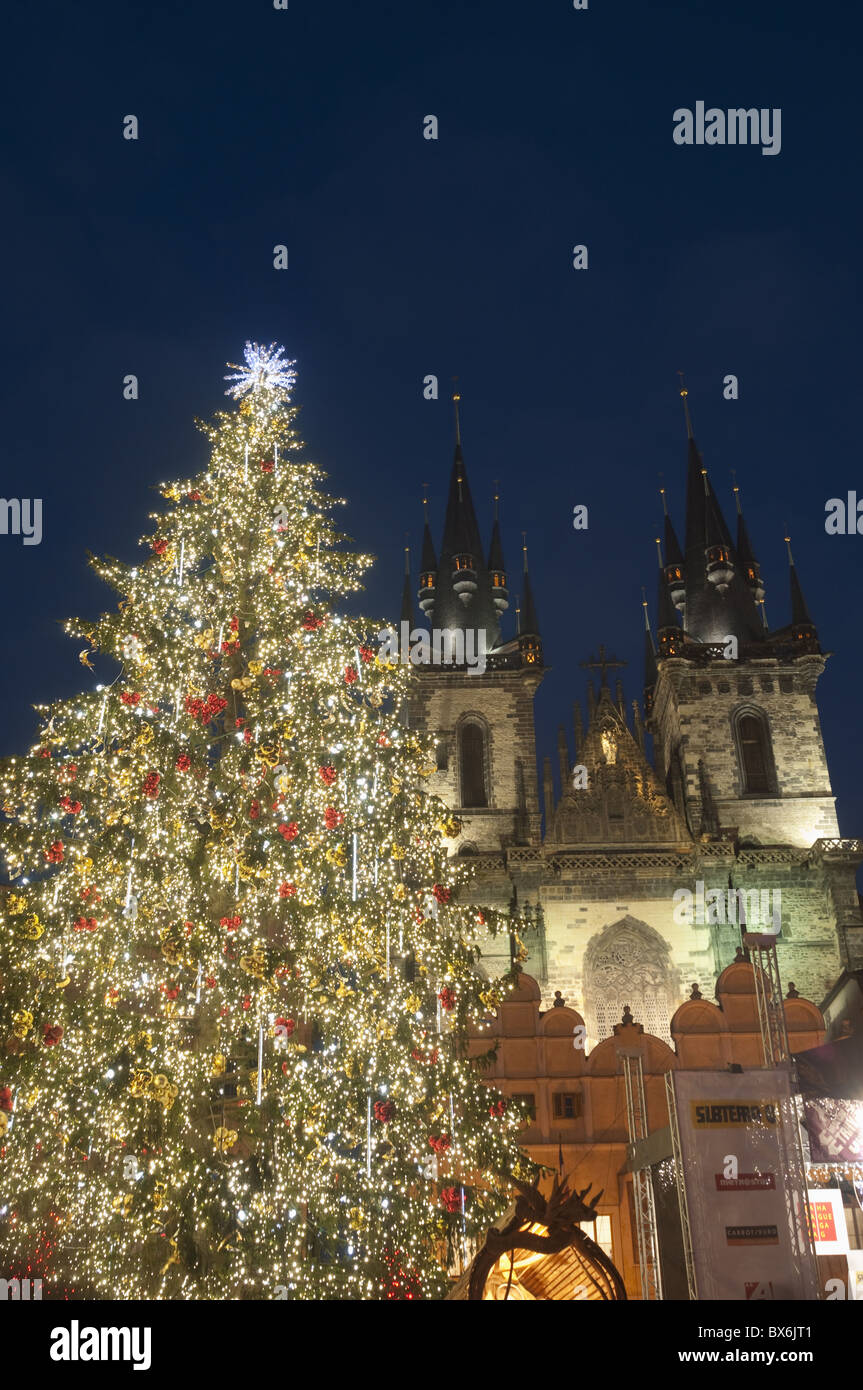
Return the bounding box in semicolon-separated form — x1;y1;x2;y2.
670;1069;817;1301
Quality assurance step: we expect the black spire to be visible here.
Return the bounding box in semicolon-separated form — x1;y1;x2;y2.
517;537;542;666
642;587;657;713
487;485;509;619
676;378;762;644
417;490;437;618
400;543;413;627
429;391;502;645
785;535;818;651
520;539;540;636
733;477;766;620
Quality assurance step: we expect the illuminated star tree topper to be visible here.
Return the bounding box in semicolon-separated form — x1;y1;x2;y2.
224;341;298;401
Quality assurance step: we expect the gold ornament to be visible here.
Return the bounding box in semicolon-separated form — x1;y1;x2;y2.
405;993;422;1012
0;1112;8;1137
248;660;263;676
22;914;44;940
211;1053;226;1076
112;1193;133;1216
258;742;280;766
213;1126;238;1153
240;950;267;979
326;844;347;868
392;883;407;902
150;1074;179;1110
7;894;27;915
129;1069;154;1098
390;844;406;860
12;1010;34;1038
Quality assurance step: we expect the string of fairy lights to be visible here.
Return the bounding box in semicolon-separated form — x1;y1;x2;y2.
0;344;534;1299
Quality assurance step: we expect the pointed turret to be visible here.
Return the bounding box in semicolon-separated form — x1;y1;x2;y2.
732;478;765;602
674;376;764;645
517;537;542;666
642;586;658;714
487;486;509;615
417;490;437;618
660;484;686;609
428;390;503;647
785;535;819;652
655;537;683;658
400;543;413;627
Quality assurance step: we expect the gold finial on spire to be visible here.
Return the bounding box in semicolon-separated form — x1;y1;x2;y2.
641;585;651;631
784;529;794;565
677;370;694;439
452;376;461;447
731;468;743;516
655;536;664;567
422;483;430;522
493;479;500;522
659;472;669;516
404;532;410;575
522;530;529;573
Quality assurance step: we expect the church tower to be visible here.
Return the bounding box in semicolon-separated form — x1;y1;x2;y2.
644;385;863;988
405;393;545;859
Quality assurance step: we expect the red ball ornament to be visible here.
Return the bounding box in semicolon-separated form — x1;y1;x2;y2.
121;691;141;706
249;800;261;820
488;1098;507;1117
42;1024;64;1047
438;986;456;1012
273;1017;295;1040
318;765;337;787
324;806;344;830
142;771;161;799
278;821;299;841
440;1187;461;1214
45;841;64;863
359;645;375;663
0;1087;13;1112
373;1100;395;1124
279;882;296;898
59;796;82;814
152;538;168;555
428;1133;451;1153
344;665;358;685
175;753;192;771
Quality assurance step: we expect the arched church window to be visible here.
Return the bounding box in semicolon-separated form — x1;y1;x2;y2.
736;711;774;794
460;722;487;808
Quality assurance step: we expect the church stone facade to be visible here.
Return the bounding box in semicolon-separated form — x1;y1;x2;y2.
405;400;863;1046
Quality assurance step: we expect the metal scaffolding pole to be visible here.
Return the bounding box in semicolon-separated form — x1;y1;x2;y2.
621;1049;663;1301
665;1071;698;1301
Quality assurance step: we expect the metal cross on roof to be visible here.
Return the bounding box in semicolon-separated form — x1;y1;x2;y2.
580;644;627;688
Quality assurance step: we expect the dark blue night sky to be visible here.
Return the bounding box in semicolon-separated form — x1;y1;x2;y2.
3;0;861;857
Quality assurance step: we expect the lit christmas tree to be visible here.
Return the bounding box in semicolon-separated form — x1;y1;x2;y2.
0;344;533;1299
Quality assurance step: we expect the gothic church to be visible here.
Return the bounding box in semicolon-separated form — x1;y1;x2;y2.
404;394;863;1046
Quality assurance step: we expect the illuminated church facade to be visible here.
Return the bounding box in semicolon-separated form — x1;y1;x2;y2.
404;396;863;1046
